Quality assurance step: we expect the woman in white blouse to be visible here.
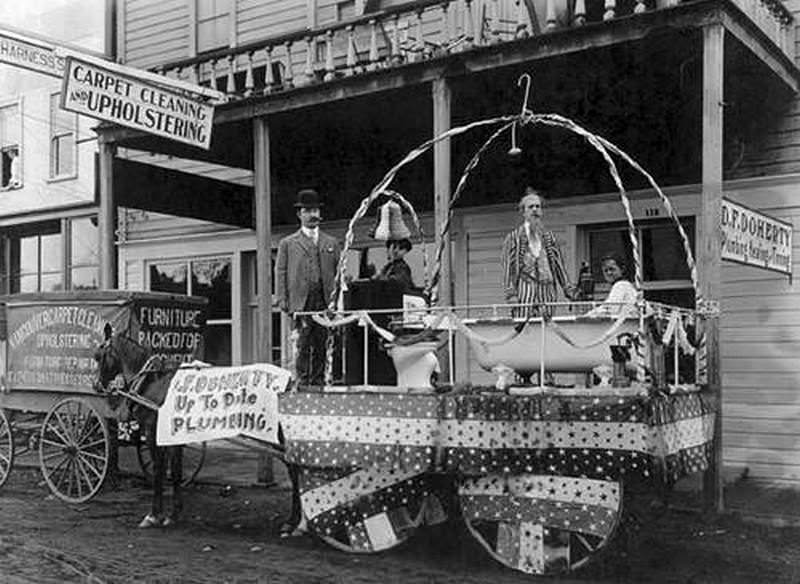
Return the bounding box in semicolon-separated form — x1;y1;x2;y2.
587;253;638;317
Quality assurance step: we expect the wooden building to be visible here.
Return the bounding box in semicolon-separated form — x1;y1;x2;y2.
99;0;800;486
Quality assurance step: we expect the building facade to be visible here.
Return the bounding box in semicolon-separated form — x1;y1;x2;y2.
0;1;107;296
103;0;800;485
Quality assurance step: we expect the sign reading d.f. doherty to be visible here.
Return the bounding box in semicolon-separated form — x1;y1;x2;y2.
61;56;214;149
721;197;793;275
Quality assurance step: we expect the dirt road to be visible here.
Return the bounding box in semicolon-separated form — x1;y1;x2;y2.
1;464;799;584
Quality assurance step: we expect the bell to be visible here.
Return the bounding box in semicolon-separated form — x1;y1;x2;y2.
373;200;411;241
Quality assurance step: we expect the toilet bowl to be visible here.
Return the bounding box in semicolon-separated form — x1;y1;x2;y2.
386;341;441;389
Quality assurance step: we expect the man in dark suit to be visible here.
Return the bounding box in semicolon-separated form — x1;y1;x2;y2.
276;188;341;386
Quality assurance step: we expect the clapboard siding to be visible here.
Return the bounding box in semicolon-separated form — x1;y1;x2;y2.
122;0;189;67
720;177;800;486
237;0;307;44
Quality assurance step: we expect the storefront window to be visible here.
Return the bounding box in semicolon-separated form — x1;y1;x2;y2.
585;217;695;307
8;223;63;293
149;257;232;366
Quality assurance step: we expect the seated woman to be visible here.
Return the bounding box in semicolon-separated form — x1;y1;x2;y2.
377;238;415;293
586;253;638;317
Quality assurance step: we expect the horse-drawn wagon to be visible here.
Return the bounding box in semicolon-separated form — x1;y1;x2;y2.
0;290;207;503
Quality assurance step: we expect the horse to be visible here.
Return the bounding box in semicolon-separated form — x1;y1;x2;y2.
94;323;184;528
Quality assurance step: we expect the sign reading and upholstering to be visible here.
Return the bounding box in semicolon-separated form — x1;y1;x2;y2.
156;363;291;446
0;27;64;78
720;197;793;275
61;55;215;149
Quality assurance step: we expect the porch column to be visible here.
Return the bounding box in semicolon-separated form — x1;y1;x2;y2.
254;116;273;364
432;77;452;306
700;22;724;513
98;137;117;289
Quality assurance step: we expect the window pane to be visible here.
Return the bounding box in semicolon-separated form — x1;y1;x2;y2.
642;221;695;281
71;266;98;290
41;272;63;292
71;217;98;266
40;233;61;272
192;258;231;320
203;323;231;366
150;263;188;295
18;274;37;293
19;236;38;274
588;230;634;282
53;134;75;176
0;104;20;148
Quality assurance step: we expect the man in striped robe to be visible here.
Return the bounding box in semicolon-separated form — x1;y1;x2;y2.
502;188;576;318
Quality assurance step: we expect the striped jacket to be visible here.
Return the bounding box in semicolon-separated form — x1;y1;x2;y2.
502;225;573;305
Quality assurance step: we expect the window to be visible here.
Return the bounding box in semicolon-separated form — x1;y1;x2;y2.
243;250;282;366
584;217;696;307
196;0;230;53
69;217;98;290
50;93;77;179
149;257;232;365
0;103;21;190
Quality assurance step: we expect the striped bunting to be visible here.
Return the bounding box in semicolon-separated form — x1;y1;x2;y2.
299;467;448;550
459;474;620;538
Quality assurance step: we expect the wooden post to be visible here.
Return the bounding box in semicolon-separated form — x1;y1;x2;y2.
432;77;452;307
254;117;273;364
98;137;117;289
700;22;724;513
253;116;275;485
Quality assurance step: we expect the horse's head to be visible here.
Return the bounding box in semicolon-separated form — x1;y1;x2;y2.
93;323;151;418
94;323;123;392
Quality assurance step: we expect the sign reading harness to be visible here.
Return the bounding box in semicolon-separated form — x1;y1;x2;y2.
0;28;64;78
61;56;214;149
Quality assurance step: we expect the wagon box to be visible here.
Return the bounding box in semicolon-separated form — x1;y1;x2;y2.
0;290;208;396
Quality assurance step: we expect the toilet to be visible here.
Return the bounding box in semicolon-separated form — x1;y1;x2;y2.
386;340;441;389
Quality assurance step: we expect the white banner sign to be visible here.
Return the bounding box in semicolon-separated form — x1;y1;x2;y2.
156;363;291;446
0;29;64;78
720;197;793;275
61;56;215;149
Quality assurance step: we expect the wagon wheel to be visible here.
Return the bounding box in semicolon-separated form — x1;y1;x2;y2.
137;440;206;486
0;408;13;489
459;473;622;576
299;467;452;553
39;398;109;503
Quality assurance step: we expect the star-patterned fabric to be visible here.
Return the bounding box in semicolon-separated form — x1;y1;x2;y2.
279;390;714;571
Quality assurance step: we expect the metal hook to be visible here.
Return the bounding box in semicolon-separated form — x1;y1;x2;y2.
517;73;532;117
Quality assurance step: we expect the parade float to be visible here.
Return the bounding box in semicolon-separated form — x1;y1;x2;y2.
277;75;716;576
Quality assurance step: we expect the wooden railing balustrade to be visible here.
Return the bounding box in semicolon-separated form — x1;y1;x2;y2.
151;0;795;101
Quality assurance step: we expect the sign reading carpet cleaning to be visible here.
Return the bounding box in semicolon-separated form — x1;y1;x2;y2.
61;56;214;149
156;363;291;446
720;197;793;275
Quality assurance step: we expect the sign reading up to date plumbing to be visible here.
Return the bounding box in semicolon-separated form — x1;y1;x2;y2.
720;197;793;275
60;54;216;150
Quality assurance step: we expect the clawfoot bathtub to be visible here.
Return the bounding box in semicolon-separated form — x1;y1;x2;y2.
461;315;639;378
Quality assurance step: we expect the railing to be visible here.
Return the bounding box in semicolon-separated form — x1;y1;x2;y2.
729;0;795;61
151;0;795;100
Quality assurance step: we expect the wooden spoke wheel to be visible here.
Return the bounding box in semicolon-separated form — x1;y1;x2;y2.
299;467;452;554
0;408;13;489
39;398;109;503
137;439;206;487
459;474;623;576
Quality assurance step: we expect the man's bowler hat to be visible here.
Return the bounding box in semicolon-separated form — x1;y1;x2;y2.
294;189;324;208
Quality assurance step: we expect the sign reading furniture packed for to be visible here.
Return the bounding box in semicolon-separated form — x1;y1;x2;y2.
720;197;793;275
61;54;216;150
